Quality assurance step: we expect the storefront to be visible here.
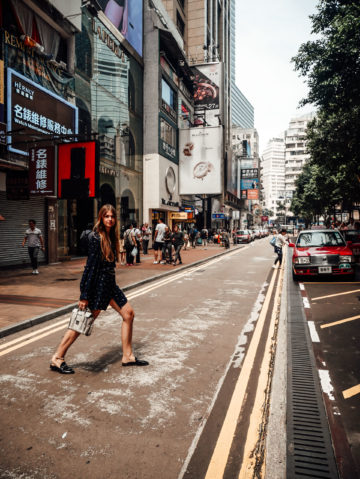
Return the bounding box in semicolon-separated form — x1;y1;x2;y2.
0;0;79;266
56;11;144;256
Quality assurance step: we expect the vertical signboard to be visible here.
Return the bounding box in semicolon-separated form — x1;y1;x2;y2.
7;69;78;156
58;141;99;199
179;126;222;195
192;63;221;127
29;147;55;195
0;59;4;122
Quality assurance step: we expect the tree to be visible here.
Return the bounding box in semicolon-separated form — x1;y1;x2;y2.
292;1;360;206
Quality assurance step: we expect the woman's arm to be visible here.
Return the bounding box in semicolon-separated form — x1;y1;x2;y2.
80;235;101;301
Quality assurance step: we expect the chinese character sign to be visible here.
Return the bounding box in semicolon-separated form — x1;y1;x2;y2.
29;147;55;195
7;69;78;156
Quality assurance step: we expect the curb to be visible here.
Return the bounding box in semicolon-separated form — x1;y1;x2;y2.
0;245;241;339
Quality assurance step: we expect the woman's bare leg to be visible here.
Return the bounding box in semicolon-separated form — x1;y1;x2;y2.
51;310;101;367
109;300;135;363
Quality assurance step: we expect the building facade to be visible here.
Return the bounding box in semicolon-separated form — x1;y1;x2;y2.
230;0;254;129
261;137;285;219
284;112;315;217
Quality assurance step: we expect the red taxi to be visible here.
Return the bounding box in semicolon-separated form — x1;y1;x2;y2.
289;229;355;281
343;229;360;263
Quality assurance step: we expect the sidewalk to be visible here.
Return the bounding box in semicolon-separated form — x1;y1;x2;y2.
0;244;236;337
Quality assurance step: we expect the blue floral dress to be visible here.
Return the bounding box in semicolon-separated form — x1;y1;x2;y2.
80;233;127;311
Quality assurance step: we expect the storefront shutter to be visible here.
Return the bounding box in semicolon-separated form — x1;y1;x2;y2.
0;192;46;268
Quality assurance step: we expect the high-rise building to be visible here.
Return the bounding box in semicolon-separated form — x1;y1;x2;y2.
261;137;286;218
230;0;254;128
284;112;316;216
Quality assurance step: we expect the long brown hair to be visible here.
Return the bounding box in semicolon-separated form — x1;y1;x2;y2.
94;204;119;262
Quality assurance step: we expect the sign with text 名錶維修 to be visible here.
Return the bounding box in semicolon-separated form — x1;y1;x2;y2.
7;69;78;156
169;212;188;220
29;147;55;195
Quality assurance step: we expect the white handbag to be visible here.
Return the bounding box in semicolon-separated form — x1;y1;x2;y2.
68;308;95;336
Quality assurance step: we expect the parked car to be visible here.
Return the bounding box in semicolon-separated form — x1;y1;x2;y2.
289;229;355;281
342;230;360;263
234;230;252;244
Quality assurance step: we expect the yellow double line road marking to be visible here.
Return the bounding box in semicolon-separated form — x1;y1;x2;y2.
205;263;282;478
0;247;249;358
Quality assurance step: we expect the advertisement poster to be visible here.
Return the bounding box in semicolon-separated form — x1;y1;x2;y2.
98;0;143;57
241;168;258;179
240;178;259;190
247;189;259;200
7;69;78;156
192;63;221;127
29;147;55;195
179;126;222;195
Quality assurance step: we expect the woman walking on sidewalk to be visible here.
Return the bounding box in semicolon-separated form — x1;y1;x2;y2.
50;204;148;374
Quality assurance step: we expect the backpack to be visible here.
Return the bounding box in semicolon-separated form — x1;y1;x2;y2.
80;230;94;255
270;236;276;247
124;229;133;247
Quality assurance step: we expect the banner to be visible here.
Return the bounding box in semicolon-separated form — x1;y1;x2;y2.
192;63;221;127
179;126;222;195
240;178;259;190
247;189;259;200
97;0;143;57
7;69;78;156
29;147;55;195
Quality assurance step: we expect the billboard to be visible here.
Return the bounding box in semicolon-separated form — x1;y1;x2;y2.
179;126;222;195
192;63;221;127
98;0;143;57
240;178;259;190
247;189;259;200
58;141;99;199
241;168;258;179
7;69;78;156
29;147;55;195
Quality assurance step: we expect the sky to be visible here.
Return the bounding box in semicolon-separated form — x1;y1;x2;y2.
235;0;318;153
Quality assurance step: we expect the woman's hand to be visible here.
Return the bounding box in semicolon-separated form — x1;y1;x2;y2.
78;299;88;311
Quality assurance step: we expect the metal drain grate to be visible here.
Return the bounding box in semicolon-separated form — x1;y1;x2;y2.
286;274;339;478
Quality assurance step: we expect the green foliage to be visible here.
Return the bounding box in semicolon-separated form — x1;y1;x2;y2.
292;0;360;215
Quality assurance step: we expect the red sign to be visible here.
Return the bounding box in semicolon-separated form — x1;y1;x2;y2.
29;147;55;195
247;189;259;200
58;141;99;199
261;216;269;222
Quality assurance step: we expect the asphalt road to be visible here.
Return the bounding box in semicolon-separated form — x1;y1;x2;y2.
0;239;278;479
298;276;360;478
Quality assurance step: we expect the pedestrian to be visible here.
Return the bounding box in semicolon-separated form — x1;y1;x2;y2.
272;228;289;269
162;226;173;264
124;223;136;266
201;227;208;247
142;223;151;254
183;230;189;250
119;225;126;265
133;222;142;264
189;226;197;248
49;204;149;374
172;225;184;265
153;218;166;264
22;219;45;274
222;230;230;249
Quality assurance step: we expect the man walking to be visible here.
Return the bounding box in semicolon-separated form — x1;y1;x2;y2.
22;219;45;274
142;223;151;254
272;228;289;269
153;218;166;264
133;222;142;264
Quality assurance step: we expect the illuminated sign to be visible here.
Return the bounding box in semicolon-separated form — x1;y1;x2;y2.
241;168;258;179
58;141;99;199
29;147;55;195
7;69;78;156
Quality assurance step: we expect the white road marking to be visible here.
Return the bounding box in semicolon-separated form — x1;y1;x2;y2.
299;283;305;291
318;369;335;401
302;297;311;309
307;321;320;343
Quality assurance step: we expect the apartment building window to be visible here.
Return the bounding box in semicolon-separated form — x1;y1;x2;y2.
176;11;185;37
